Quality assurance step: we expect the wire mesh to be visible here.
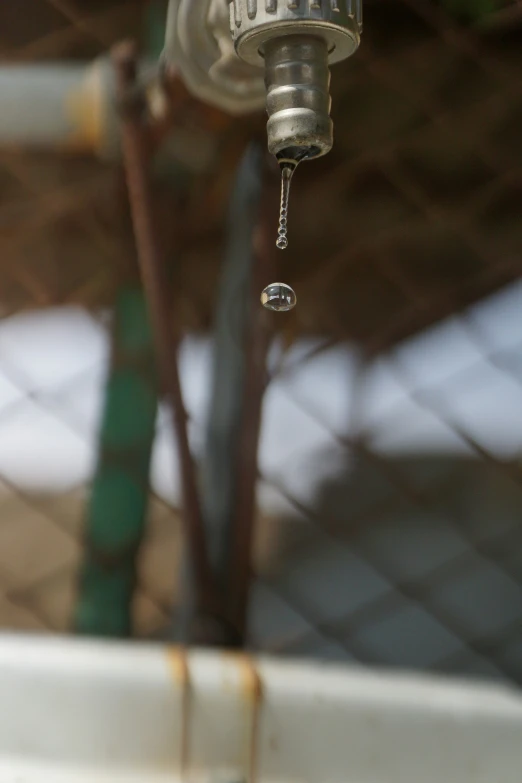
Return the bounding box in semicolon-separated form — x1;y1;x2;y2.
248;313;522;684
0;0;520;687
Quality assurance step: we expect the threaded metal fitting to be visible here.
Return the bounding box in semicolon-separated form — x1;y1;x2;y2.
229;0;361;159
265;34;331;159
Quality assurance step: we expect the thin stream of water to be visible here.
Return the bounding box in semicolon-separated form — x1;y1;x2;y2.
260;158;299;311
276;160;298;250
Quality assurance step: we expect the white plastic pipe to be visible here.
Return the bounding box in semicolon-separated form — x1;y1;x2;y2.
0;60;116;155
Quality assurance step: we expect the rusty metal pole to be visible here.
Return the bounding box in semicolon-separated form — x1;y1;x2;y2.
112;41;219;632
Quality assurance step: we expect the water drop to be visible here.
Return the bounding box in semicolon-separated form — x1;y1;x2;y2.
260;282;297;312
276;160;297;250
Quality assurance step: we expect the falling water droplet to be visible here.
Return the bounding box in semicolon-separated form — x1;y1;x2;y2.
276;160;297;250
260;282;297;312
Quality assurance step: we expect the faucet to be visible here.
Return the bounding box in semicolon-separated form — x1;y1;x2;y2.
164;0;363;302
163;0;362;163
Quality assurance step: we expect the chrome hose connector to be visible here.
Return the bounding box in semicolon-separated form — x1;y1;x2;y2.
264;34;331;159
229;0;362;159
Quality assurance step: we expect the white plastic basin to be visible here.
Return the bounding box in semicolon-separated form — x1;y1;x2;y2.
0;635;520;783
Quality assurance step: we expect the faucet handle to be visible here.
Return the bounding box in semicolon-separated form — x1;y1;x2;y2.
164;0;266;115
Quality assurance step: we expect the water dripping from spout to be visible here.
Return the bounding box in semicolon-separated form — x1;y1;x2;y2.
276;159;298;250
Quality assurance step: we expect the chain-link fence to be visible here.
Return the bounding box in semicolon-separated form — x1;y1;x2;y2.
0;0;521;685
247;300;522;685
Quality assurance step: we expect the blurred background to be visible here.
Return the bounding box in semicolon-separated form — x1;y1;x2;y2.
0;0;521;685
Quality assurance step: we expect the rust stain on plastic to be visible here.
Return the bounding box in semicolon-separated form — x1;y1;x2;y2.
63;63;105;153
224;652;263;783
166;646;190;780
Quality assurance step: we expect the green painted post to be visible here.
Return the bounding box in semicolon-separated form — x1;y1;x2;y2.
144;0;168;59
75;286;158;637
